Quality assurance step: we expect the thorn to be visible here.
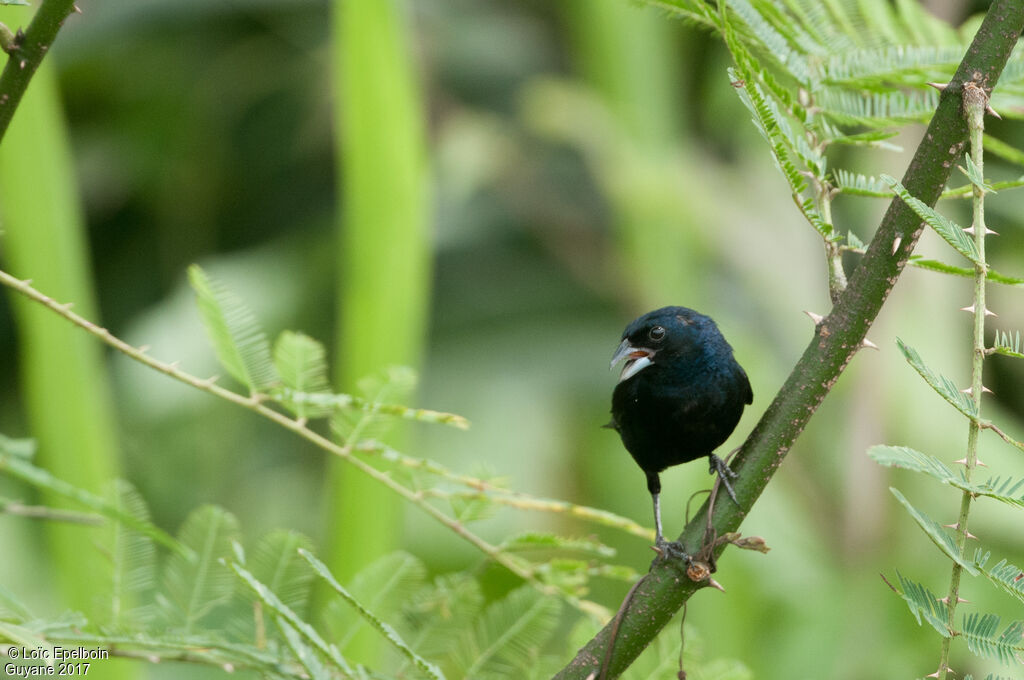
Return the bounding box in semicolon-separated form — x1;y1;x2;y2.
706;578;726;593
804;310;824;324
965;530;978;540
73;3;82;12
860;337;879;350
650;545;664;557
959;303;997;317
986;104;1001;119
986;227;999;236
18;59;25;69
959;596;969;603
892;236;902;254
964;226;974;235
138;345;151;353
943;522;959;529
960;386;994;395
927;82;948;92
977;458;988;467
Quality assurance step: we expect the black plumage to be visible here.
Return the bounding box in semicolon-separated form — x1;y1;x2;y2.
608;306;752;547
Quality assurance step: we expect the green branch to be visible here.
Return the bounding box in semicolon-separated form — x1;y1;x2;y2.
0;0;77;144
554;2;1024;677
936;78;992;680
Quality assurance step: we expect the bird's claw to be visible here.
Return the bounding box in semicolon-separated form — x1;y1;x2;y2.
709;454;740;506
651;538;692;569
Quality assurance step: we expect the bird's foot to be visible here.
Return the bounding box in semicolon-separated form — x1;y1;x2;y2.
708;454;740;506
651;538;692;569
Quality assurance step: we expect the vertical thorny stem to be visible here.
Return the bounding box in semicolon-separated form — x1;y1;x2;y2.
937;80;990;680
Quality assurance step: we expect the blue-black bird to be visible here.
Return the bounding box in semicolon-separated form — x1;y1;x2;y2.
608;306;752;548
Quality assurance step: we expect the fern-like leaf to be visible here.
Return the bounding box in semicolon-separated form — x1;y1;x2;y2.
818;87;938;127
882;175;980;264
322;550;427;650
961;153;995;194
452;585;561;680
188;264;279;393
889;488;978;575
975;553;1024;607
908;258;1024;287
833;169;891;197
332;366;418;443
499;532;616;558
277;618;331;680
273;331;332;419
887;571;952;637
301;549;445;680
897;338;979;420
992;331;1024;359
103;479;157;631
869;445;1024;508
230;555;355;677
229;530;315;644
402;573;484;664
961;613;1024;666
159;505;239;633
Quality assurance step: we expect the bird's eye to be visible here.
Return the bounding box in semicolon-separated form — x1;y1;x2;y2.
648;326;666;342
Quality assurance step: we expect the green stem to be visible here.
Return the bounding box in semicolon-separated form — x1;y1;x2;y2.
820;183;847;303
936;79;990;680
554;2;1024;677
0;0;77;144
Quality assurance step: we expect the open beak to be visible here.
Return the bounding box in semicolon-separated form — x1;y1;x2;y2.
610;339;655;383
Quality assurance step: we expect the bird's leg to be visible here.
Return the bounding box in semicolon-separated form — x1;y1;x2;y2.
708;453;740;506
646;471;690;566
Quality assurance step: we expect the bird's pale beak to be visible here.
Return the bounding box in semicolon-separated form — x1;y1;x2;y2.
610;339;655;383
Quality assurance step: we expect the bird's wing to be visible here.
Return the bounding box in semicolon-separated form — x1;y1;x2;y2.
739;365;753;405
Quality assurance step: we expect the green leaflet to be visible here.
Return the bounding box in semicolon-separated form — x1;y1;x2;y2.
452;585;562;680
897;338;979;419
273;331;332;419
961;153;995;194
882;174;980;264
160;505;239;633
227;530;316;644
300;549;445;680
103;479;157;631
889;488;978;575
277;618;332;680
961;613;1024;666
869;446;1024;509
887;571;952;637
992;330;1024;359
975;551;1024;607
908;258;1024;287
188;264;280;394
231;555;355;677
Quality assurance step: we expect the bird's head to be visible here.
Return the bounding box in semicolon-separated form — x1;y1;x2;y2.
609;306;716;383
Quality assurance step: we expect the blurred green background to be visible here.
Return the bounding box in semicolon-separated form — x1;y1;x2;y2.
1;0;1023;677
